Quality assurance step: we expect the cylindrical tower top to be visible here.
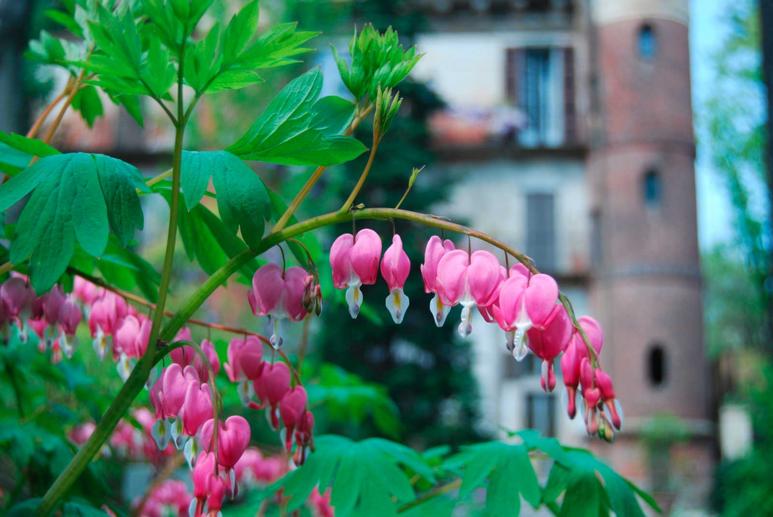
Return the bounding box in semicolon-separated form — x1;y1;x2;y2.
593;0;688;25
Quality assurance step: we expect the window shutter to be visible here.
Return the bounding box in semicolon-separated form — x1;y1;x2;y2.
526;193;556;271
505;48;524;105
563;46;576;144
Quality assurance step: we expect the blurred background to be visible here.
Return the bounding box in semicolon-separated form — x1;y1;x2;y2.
1;0;771;515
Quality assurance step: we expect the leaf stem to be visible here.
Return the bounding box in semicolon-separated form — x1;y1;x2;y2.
397;478;461;512
41;69;87;145
145;168;173;187
27;89;68;139
339;129;380;213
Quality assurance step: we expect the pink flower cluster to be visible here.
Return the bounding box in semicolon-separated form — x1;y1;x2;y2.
0;276;82;362
330;231;622;437
247;263;321;349
225;336;315;465
136;479;191;517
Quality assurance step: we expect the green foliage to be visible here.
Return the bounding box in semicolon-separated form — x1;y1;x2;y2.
181;150;270;249
0;132;60;175
260;430;657;517
228;69;367;166
183;0;317;94
0;153;146;291
306;363;401;438
333;24;421;101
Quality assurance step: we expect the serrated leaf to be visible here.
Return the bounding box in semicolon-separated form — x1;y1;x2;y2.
0;153;144;291
227;69;367;166
181;150;269;249
275;435;427;516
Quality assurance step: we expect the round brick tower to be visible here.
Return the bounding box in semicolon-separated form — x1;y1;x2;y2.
587;0;712;507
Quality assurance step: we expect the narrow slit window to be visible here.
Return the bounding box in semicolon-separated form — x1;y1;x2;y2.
643;169;662;208
647;345;667;387
638;24;656;60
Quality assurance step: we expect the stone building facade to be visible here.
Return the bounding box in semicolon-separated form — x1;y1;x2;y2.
413;0;713;511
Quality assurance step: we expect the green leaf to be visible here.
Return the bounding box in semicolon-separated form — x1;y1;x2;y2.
448;441;541;515
0;153;144;291
72;85;104;127
0;132;60;159
180;150;269;249
227;70;367;166
275;435;428;516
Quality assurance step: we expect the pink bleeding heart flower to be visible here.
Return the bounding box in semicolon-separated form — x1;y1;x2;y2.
88;292;128;360
1;277;35;325
252;361;291;429
594;368;622;431
330;229;382;319
561;315;604;419
139;479;190;517
225;336;264;406
151;364;200;451
248;263;309;348
526;304;573;393
292;411;315;466
234;449;287;486
114;315;151;380
191;451;217;516
191;339;220;380
420;236;456;327
199;415;251;485
206;474;229;515
380;234;411;324
41;286;66;326
435;249;503;337
181;382;213;437
69;422;96;446
492;272;558;360
58;295;82;359
225;336;264;382
279;386;308;452
73;276;104;305
308;487;334;517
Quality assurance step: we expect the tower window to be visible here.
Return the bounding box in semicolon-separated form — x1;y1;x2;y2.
638;24;656;60
642;169;662;208
526;393;556;436
647;345;667;387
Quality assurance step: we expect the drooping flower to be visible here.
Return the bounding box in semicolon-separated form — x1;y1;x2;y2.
190;452;217;517
88;292;128;360
491;272;559;361
234;449;287;486
0;276;35;320
595;368;622;431
58;295;83;359
199;415;251;493
380;234;411;324
435;249;503;337
420;236;456;327
224;336;264;405
279;386;308;451
330;229;382;319
560;316;604;419
248;263;309;348
526;304;573;392
73;276;104;306
114;315;151;380
137;479;190;517
252;361;291;429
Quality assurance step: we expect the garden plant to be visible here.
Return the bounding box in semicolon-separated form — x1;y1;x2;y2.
0;1;661;515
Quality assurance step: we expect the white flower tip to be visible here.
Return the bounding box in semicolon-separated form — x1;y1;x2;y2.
345;285;363;319
386;288;409;324
183;438;198;469
430;294;450;327
151;419;170;451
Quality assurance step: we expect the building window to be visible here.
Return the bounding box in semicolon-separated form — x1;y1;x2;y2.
642;169;662;208
526;192;556;271
647;345;667;387
505;47;574;147
526;393;556;436
638;24;656;60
